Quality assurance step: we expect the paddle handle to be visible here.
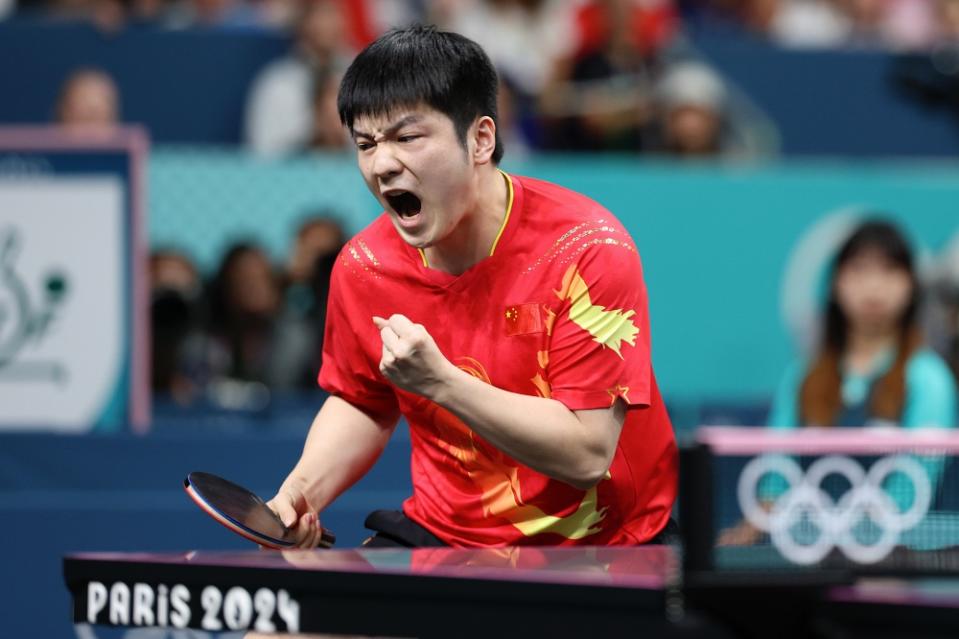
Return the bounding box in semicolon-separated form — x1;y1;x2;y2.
318;527;336;548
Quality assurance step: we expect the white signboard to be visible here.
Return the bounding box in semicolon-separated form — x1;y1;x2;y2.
0;128;148;432
0;179;124;431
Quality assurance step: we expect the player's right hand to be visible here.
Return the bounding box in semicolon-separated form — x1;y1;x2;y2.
266;488;326;549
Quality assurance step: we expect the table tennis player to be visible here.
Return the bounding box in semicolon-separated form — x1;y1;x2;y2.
266;25;678;549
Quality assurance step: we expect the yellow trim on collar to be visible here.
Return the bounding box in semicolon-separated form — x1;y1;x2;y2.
489;169;514;257
418;170;514;268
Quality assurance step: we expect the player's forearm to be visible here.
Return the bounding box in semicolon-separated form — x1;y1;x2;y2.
284;395;397;512
430;367;619;489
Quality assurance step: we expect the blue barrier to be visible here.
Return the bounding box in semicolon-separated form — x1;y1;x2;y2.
693;34;959;157
0;20;287;143
0;424;413;638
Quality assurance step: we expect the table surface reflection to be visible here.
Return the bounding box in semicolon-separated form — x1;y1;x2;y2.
68;544;676;589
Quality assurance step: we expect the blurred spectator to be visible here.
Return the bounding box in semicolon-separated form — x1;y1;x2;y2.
252;0;299;31
723;0;854;48
269;214;346;388
767;0;852;48
645;61;776;159
836;0;884;43
129;0;170;23
206;242;281;384
879;0;938;50
701;0;945;50
721;219;957;546
540;0;679;151
768;219;957;429
164;0;262;30
938;0;959;43
55;68;120;136
43;0;127;30
354;0;422;45
150;249;204;401
441;0;572;151
444;0;574;98
285;214;345;287
571;0;679;60
307;66;349;151
829;0;939;50
152;248;202;298
42;0;253;29
156;234;346;405
244;0;354;156
649;62;727;156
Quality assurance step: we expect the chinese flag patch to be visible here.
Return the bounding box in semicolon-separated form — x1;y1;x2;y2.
504;303;544;336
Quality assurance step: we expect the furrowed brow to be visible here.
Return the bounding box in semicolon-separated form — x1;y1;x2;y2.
352;114;424;141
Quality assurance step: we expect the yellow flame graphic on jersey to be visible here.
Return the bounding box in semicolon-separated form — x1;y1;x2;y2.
555;265;639;359
425;357;607;540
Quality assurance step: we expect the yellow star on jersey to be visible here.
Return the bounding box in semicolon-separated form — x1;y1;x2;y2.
606;385;631;404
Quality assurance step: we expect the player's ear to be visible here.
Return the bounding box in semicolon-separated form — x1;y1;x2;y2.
471;116;496;166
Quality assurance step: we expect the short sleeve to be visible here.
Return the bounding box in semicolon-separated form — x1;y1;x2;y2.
546;242;651;411
902;350;958;429
317;255;398;421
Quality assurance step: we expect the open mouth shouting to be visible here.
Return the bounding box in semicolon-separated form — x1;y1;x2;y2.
384;189;423;227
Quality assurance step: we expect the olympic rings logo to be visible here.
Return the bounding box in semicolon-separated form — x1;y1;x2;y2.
737;454;932;565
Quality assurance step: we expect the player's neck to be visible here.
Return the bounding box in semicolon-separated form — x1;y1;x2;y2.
423;167;508;276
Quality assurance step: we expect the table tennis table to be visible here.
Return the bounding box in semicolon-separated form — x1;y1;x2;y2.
65;546;680;638
63;544;959;638
64;429;959;637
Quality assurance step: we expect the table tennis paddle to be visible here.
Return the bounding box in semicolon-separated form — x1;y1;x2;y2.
184;471;335;549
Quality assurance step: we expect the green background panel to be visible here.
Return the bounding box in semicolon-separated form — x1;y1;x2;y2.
149;150;959;402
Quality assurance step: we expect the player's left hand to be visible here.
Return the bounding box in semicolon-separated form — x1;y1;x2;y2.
373;314;455;399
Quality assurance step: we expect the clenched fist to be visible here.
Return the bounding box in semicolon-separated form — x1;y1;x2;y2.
373;314;456;400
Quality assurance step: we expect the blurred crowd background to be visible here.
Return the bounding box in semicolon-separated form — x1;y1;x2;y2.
1;0;959;423
20;0;959;157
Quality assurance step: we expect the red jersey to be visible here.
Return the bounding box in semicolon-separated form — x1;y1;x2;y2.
319;173;678;547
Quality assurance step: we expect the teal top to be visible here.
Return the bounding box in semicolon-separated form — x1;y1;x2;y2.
761;348;957;510
768;348;957;430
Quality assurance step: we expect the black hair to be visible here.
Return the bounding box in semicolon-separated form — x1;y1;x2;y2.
824;219;919;354
337;25;504;163
208;242;275;326
800;218;922;425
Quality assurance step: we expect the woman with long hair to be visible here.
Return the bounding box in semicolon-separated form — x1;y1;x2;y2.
769;219;956;429
719;219;956;546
